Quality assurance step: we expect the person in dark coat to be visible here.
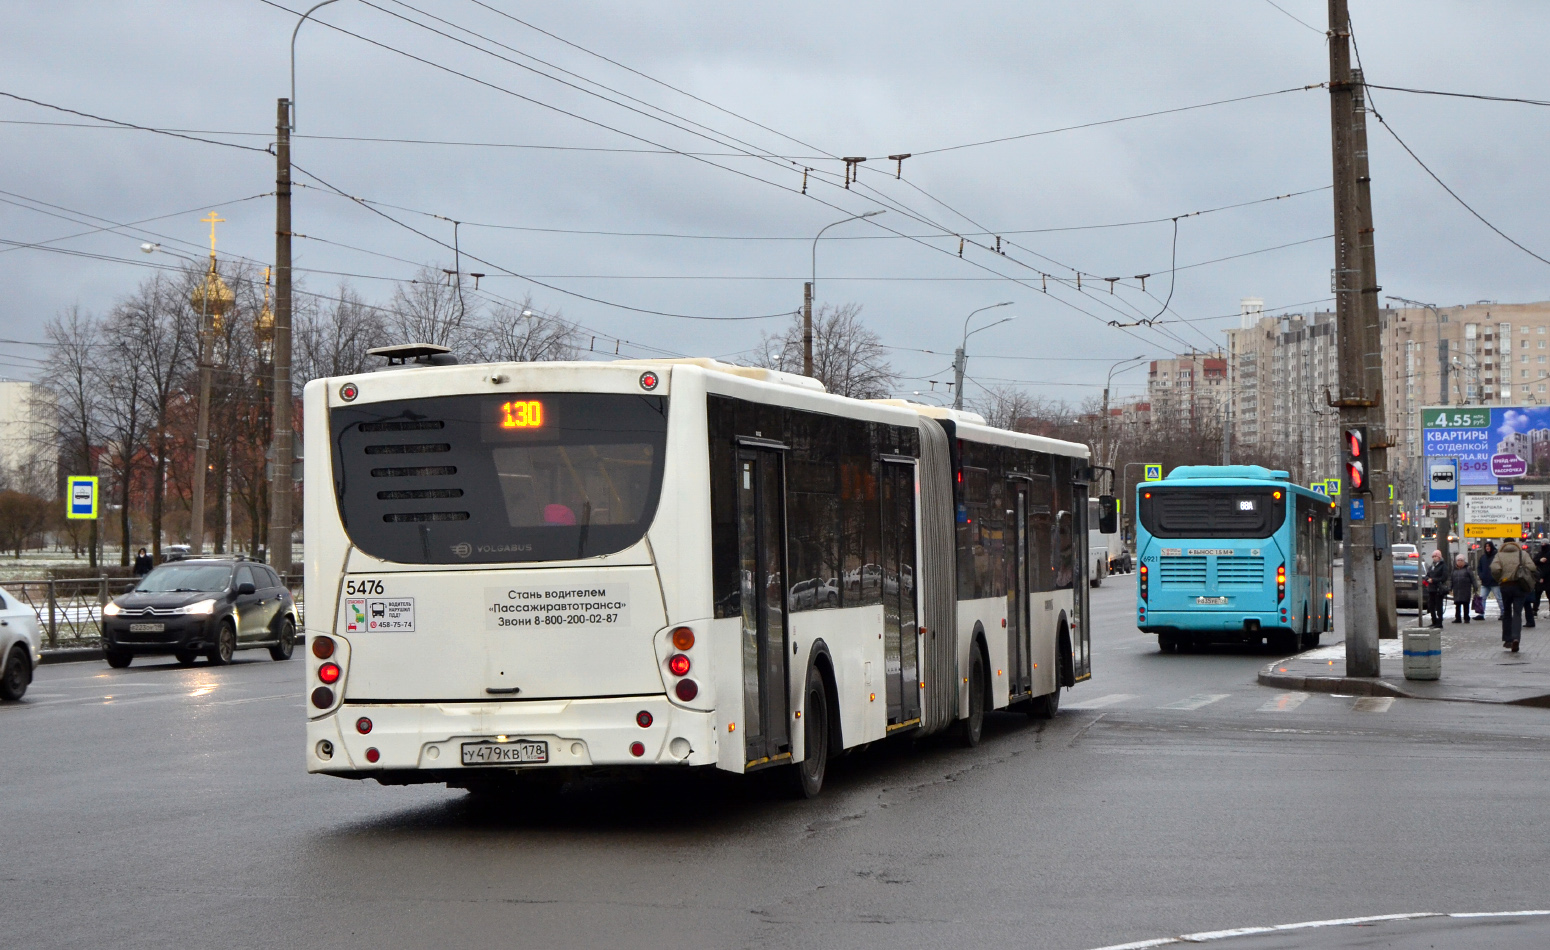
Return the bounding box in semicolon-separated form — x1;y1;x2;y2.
1425;549;1449;628
132;547;154;577
1450;555;1478;624
1490;538;1537;651
1478;541;1499;618
1528;544;1550;628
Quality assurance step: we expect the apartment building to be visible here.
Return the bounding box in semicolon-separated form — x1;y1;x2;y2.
1223;302;1340;483
1147;351;1227;426
0;379;56;494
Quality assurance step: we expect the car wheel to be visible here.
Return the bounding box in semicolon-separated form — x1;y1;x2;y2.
207;620;236;665
269;617;296;661
790;664;830;799
959;643;987;748
174;650;198;666
1;645;31;700
105;648;133;669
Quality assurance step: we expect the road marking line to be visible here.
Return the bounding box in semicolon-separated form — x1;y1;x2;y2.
1083;910;1550;950
1256;692;1309;713
1159;693;1230;710
1353;696;1394;713
1065;693;1136;710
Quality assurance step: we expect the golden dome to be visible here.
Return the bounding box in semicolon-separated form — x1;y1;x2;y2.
190;264;235;315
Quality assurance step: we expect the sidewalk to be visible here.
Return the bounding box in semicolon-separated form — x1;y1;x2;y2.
1258;617;1550;707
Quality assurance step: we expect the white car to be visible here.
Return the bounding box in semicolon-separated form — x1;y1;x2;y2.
1;586;44;701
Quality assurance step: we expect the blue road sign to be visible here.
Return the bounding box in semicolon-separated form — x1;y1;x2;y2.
1351;498;1366;521
66;476;99;520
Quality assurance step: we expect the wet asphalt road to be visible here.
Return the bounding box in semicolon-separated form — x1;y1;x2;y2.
4;580;1548;950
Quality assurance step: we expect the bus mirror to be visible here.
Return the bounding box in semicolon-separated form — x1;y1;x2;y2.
1332;518;1344;542
1098;494;1118;534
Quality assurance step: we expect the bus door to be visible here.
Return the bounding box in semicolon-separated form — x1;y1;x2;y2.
1071;482;1093;681
737;444;791;766
880;458;920;727
1006;479;1033;699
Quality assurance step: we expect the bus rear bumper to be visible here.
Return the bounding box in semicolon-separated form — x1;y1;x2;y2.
307;696;716;777
1138;610;1289;635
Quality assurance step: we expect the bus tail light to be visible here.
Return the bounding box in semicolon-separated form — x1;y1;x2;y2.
356;717;372;735
671;626;695;651
675;679;699;702
311;686;334;709
636;710;653;728
318;662;341;684
1139;563;1149;602
365;747;380;764
1277;564;1286;602
312;636;335;659
668;654;691;676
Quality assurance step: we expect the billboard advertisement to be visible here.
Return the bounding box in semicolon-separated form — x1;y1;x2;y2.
1421;406;1550;486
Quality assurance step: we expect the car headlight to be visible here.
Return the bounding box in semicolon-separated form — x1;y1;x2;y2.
102;602;121;616
181;599;218;616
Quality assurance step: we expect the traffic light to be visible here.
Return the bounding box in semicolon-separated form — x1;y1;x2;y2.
1344;425;1369;494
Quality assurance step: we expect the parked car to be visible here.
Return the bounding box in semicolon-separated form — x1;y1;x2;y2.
1391;544;1421;610
162;544;192;562
100;557;297;667
1;586;44;700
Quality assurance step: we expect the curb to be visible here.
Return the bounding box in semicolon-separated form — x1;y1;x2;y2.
39;634;304;666
40;647;104;665
1256;670;1409;698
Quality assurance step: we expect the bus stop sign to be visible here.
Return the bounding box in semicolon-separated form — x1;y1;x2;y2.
1428;459;1457;503
66;476;99;520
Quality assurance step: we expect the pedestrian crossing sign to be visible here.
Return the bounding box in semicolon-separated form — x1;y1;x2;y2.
1310;482;1327;496
1325;478;1341;497
1143;463;1162;481
66;476;99;520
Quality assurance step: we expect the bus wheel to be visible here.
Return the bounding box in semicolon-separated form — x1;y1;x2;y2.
790;664;830;798
959;645;987;748
1158;633;1177;653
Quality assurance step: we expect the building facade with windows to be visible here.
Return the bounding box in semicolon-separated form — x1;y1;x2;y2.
1224;307;1340;484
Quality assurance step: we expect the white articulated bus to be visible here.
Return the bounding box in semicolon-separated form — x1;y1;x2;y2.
304;348;1092;796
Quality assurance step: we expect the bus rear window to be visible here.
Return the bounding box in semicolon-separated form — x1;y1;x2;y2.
331;393;668;564
1139;487;1285;539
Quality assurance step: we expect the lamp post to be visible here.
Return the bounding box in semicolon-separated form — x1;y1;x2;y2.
269;0;339;573
806;210;884;377
1101;355;1147;492
953;302;1015;410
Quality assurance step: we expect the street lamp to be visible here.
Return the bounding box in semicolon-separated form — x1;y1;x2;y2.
290;0;342;131
953;302;1015;410
1387;296;1450;406
805;210;885;376
1101;355;1148;490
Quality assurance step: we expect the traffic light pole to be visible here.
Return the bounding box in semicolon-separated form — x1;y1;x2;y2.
1329;0;1380;677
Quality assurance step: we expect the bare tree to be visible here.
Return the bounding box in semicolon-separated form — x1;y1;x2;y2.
112;268;196;561
387;266;471;349
295;283;385;382
465;296;581;363
0;490;51;558
40;306;104;569
754;303;896;398
99;305;150;566
971;383;1036;430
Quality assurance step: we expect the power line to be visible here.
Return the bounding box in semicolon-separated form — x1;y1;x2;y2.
1363;83;1550;108
1261;0;1326;35
1350;33;1550;270
907;85;1325;157
0;90;271;154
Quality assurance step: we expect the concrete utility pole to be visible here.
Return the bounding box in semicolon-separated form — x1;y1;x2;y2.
954;302;1015;411
1352;71;1398;641
1329;0;1380;676
269;97;295;574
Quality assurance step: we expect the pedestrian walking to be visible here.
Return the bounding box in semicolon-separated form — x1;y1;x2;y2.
1425;550;1449;628
1450;554;1478;625
1489;538;1537;652
132;547;154;577
1478;541;1500;618
1529;544;1550;628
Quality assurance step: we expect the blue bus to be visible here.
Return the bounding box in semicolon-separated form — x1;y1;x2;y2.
1135;465;1335;652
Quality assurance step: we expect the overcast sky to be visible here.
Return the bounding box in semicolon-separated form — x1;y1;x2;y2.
4;0;1548;405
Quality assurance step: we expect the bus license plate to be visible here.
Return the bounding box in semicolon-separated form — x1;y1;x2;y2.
1195;596;1229;605
129;623;165;632
461;739;548;766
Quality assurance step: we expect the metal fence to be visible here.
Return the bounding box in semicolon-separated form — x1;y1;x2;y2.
6;575;304;648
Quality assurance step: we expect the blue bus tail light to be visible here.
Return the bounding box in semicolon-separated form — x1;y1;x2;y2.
1139;563;1149;602
1276;564;1286;602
